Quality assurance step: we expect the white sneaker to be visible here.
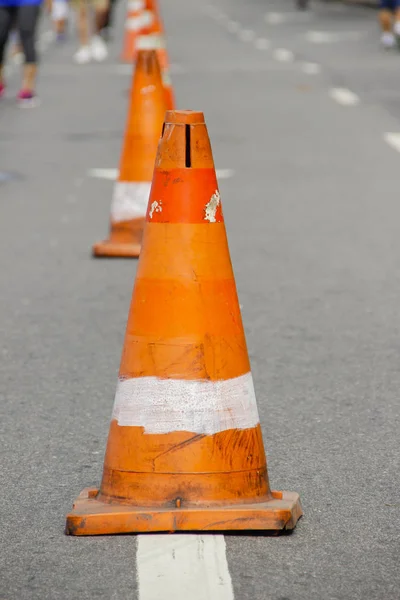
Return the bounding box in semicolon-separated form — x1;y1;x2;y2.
74;45;92;64
90;35;108;62
381;32;395;49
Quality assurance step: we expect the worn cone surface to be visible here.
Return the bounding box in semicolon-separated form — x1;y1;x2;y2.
92;50;166;258
67;110;303;535
138;0;175;109
120;0;154;63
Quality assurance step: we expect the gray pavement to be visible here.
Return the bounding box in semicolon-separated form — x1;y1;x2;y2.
1;1;399;599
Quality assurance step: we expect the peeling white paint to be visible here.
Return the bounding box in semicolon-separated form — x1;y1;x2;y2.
112;372;260;434
149;200;162;219
204;191;221;223
111;181;151;223
140;84;156;95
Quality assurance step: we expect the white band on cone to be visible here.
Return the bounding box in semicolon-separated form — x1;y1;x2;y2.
111;181;151;222
136;33;164;50
111;372;260;434
127;11;154;31
127;0;144;11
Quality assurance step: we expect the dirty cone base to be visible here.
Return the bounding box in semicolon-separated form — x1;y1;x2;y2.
65;488;302;535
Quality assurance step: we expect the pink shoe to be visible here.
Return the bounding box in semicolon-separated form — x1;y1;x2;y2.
0;83;5;98
17;89;39;107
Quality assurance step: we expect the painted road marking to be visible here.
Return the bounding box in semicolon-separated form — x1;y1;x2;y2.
137;535;234;600
384;133;400;153
88;168;235;180
273;48;294;62
226;20;239;33
329;88;360;106
305;30;364;44
254;37;271;50
301;62;321;75
264;11;310;25
238;29;256;42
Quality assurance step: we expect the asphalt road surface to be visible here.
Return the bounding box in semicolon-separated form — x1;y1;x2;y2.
1;1;399;599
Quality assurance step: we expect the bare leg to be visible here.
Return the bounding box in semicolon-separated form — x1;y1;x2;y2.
379;9;393;32
21;62;36;91
76;2;90;46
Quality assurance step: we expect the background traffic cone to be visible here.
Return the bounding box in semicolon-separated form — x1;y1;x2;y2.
92;49;166;258
120;0;154;63
138;0;175;109
67;110;302;535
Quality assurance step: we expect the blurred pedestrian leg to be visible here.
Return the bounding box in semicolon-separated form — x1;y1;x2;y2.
100;0;116;40
378;0;400;48
72;0;109;64
0;0;42;105
9;28;24;62
51;0;69;41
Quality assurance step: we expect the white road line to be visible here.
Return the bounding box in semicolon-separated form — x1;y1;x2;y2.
384;133;400;153
265;11;311;24
305;30;364;44
238;29;255;42
226;20;239;33
329;87;360;106
265;12;285;25
137;535;234;600
301;62;321;75
273;48;294;62
88;168;235;180
254;37;270;50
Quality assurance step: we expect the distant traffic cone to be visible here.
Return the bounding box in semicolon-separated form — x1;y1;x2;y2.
66;110;302;535
136;35;175;110
138;0;175;109
92;50;166;258
120;0;154;63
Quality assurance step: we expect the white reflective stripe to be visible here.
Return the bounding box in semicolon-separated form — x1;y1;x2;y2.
136;33;164;50
112;372;260;434
137;535;234;600
126;11;154;31
140;10;154;28
127;0;144;11
110;181;151;222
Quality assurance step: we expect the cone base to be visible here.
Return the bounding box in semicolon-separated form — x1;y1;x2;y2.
92;239;141;258
65;488;302;536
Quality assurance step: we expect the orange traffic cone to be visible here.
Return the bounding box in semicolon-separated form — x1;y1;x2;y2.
120;0;154;63
66;110;302;535
92;50;166;258
139;0;175;109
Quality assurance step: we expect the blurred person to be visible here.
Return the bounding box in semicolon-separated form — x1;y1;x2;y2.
296;0;309;9
379;0;400;48
51;0;69;41
9;28;24;62
72;0;109;64
0;0;42;105
100;0;116;40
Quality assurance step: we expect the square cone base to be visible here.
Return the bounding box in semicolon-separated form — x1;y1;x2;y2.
65;488;303;536
92;240;141;258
